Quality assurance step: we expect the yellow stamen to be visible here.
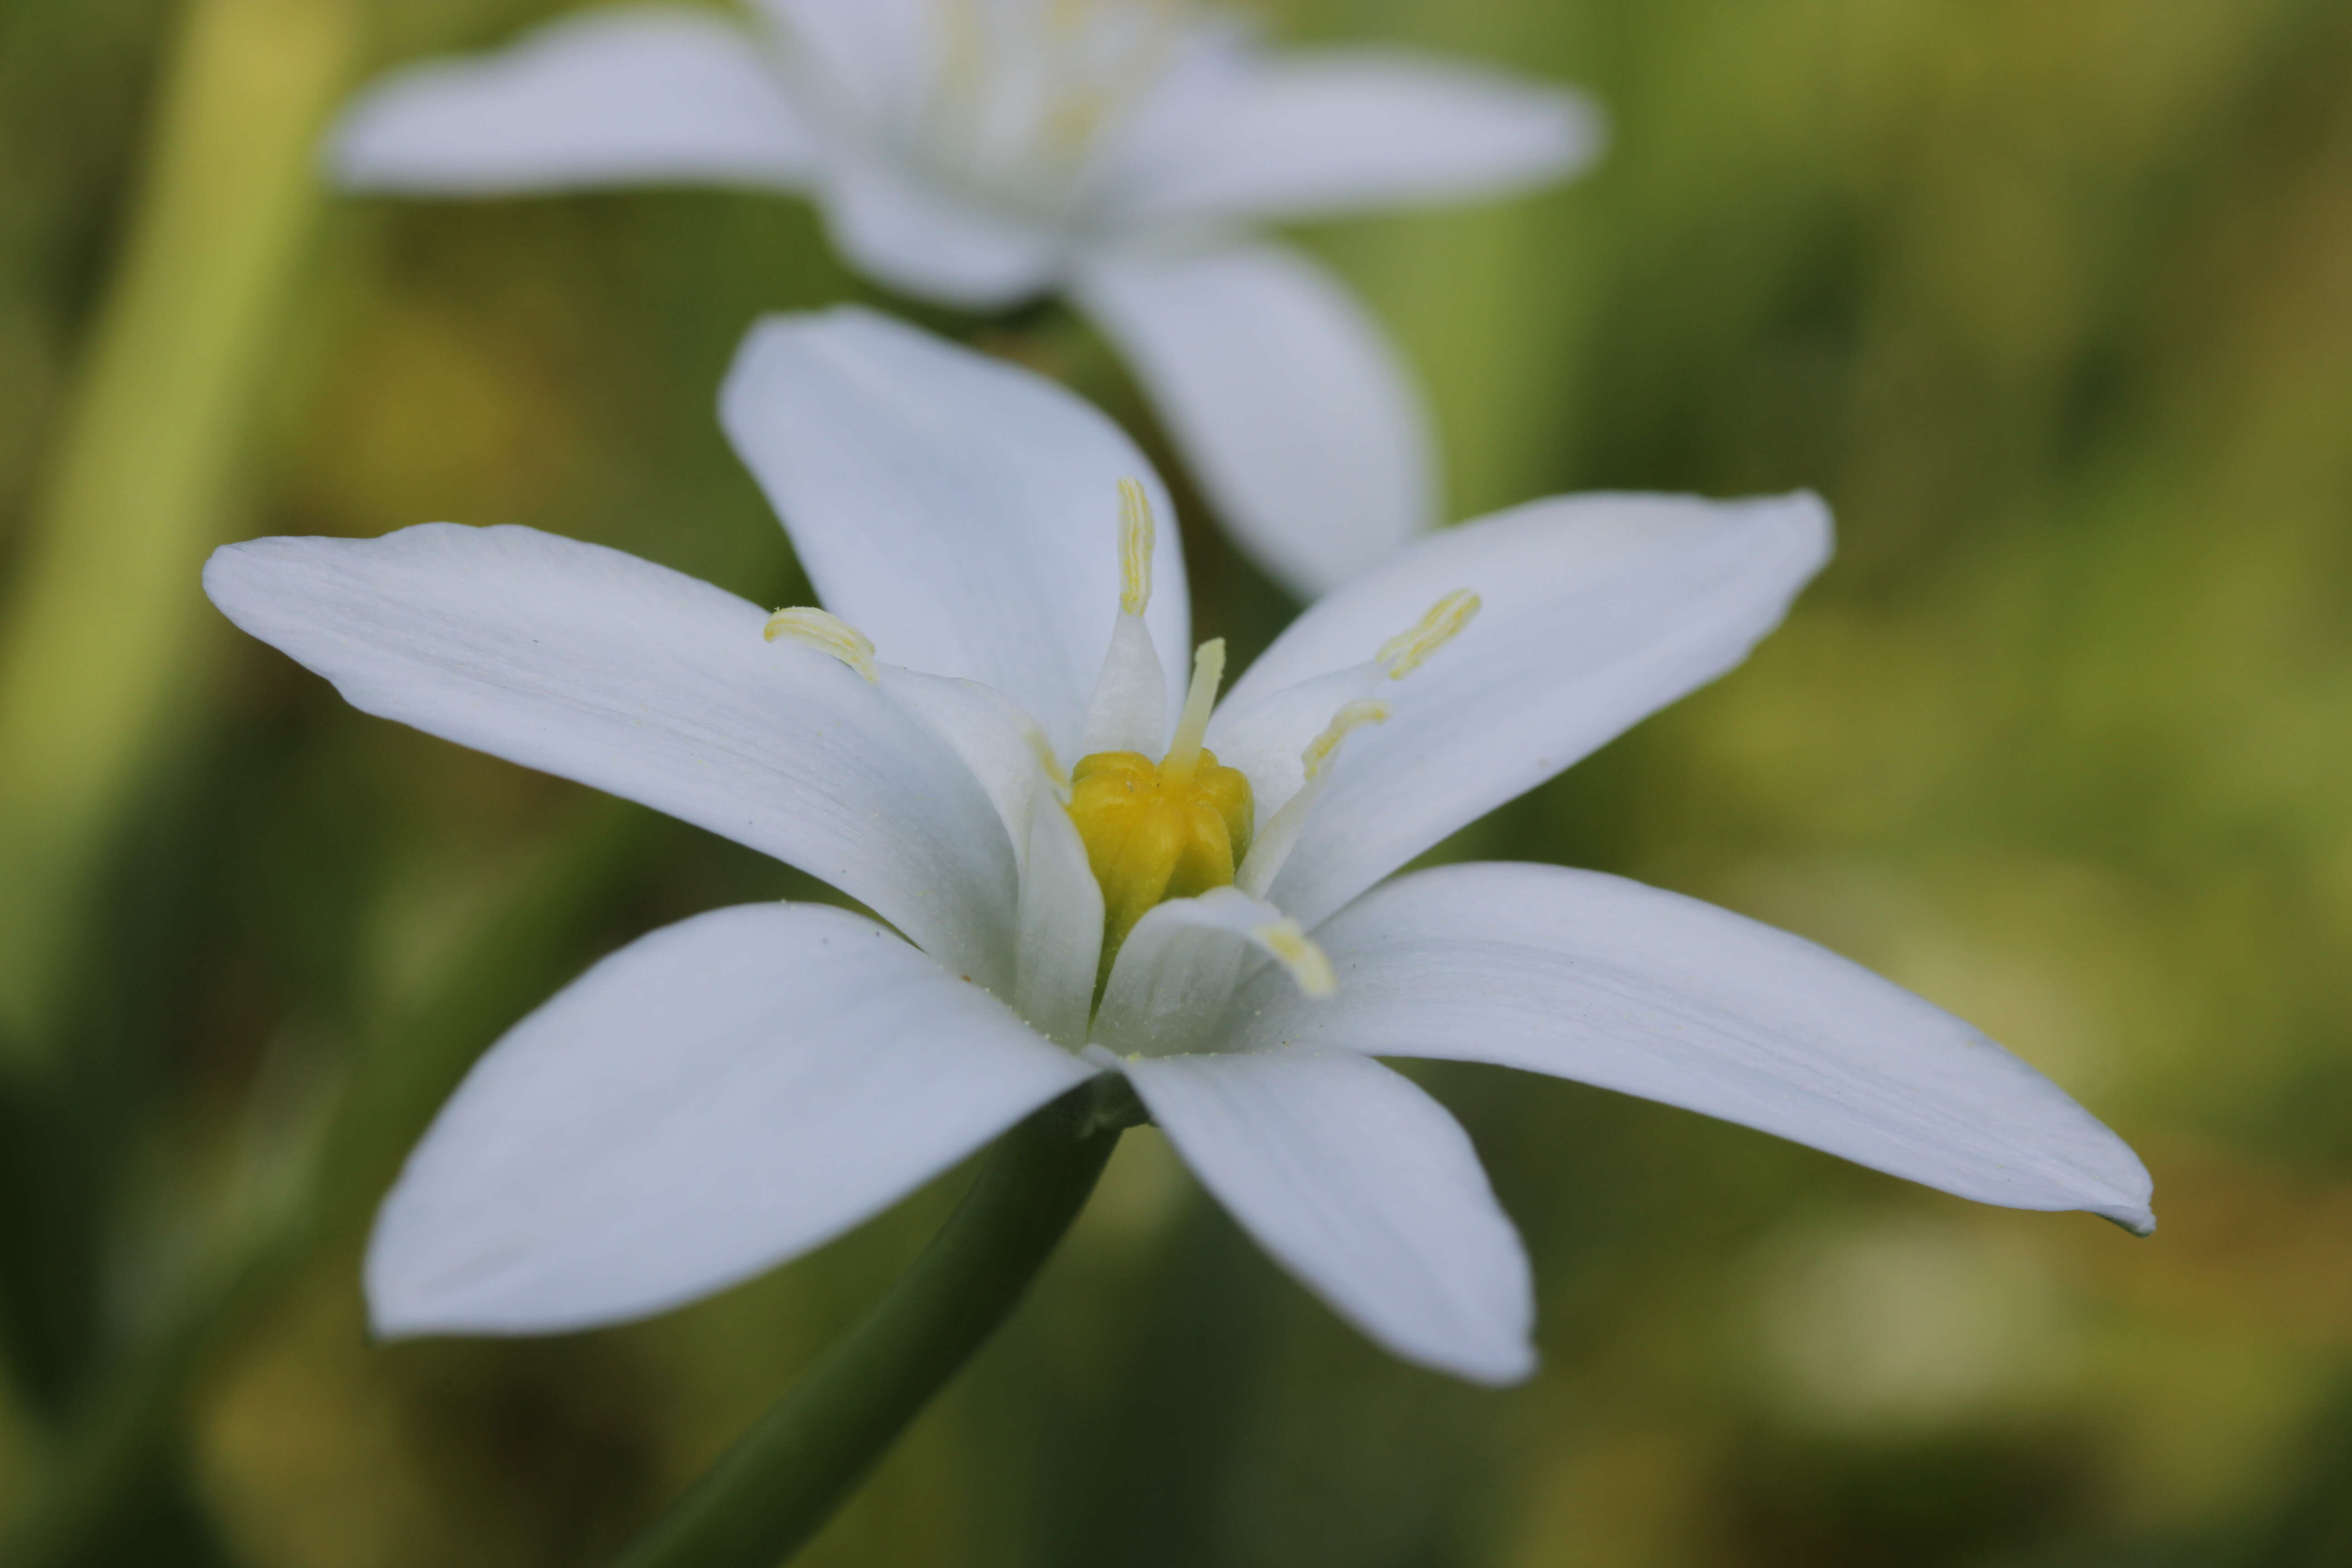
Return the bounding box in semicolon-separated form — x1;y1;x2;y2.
1117;477;1155;616
1253;920;1336;999
1301;700;1391;780
764;606;877;682
1161;638;1225;782
1377;589;1481;679
1236;699;1390;898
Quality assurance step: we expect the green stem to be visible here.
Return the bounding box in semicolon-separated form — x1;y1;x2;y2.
0;0;360;1054
611;1079;1139;1568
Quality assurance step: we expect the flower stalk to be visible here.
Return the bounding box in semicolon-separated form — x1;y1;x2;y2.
0;0;358;1054
611;1078;1142;1568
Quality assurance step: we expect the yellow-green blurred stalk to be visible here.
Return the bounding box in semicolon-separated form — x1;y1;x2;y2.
0;0;358;1056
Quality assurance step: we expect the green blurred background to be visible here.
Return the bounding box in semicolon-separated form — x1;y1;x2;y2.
3;0;2350;1563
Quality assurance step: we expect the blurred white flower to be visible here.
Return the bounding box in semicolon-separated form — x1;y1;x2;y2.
326;0;1607;598
203;310;2151;1384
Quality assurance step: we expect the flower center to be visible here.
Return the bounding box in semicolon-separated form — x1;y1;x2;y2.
921;0;1179;220
760;480;1484;1025
1068;638;1253;965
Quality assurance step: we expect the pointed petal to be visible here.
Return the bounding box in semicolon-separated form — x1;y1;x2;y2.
1210;491;1833;931
368;903;1092;1336
722;308;1190;754
1094;887;1326;1057
1123;1047;1534;1383
1075;242;1436;599
1226;863;2156;1232
1120;49;1602;225
1016;795;1104;1048
203;524;1016;988
329;8;813;195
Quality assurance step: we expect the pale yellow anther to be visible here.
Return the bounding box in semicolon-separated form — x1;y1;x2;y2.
763;606;877;683
1117;477;1156;617
1161;638;1225;781
1301;700;1391;782
1377;589;1482;679
1254;920;1336;999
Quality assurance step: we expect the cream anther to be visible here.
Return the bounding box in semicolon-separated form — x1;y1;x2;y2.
764;606;878;682
1162;637;1225;780
1253;919;1336;998
1117;477;1155;616
1378;589;1481;679
1302;700;1390;781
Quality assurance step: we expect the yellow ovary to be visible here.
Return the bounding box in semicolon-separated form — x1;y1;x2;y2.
1068;746;1252;966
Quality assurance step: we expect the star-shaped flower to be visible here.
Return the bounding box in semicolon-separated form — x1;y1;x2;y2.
203;310;2151;1382
326;0;1603;598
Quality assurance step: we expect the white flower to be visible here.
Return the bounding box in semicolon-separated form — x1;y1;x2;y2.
325;0;1604;598
202;310;2151;1384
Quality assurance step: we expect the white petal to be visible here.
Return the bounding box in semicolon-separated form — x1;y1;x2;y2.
1122;1047;1534;1383
1093;887;1296;1057
813;145;1068;308
1075;242;1436;599
721;308;1191;755
1210;491;1833;931
1119;49;1602;225
368;903;1093;1336
203;524;1016;989
329;8;813;195
876;665;1051;871
1015;795;1104;1048
1226;863;2156;1233
754;0;934;130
